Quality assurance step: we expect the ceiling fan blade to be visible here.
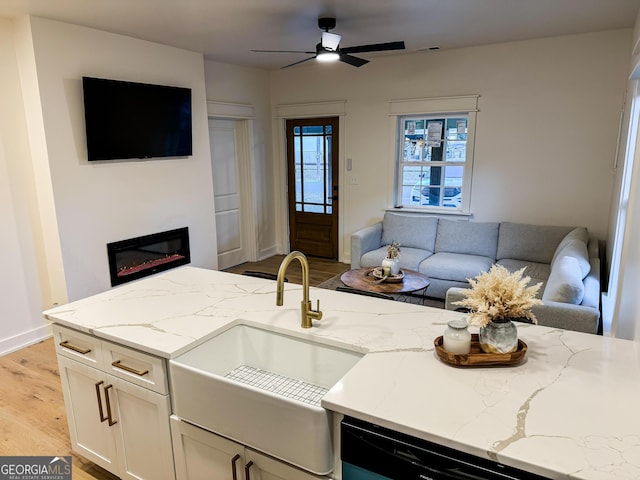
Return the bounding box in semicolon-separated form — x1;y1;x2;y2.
339;53;369;68
340;41;406;54
252;49;316;54
322;32;341;51
282;56;316;69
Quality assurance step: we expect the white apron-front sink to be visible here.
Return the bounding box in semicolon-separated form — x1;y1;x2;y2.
169;322;364;475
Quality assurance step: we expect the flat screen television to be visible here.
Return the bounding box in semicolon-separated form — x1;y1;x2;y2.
82;76;192;161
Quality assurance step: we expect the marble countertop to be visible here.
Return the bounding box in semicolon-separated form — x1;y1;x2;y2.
43;266;640;480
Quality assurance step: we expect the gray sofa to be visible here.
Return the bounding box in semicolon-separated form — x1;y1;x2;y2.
351;212;600;334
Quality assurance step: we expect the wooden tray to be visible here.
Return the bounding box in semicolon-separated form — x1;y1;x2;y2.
434;334;527;367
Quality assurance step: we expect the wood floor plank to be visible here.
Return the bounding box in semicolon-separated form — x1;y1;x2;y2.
225;255;350;286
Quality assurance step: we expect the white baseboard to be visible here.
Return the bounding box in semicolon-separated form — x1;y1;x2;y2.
0;323;53;357
258;246;278;261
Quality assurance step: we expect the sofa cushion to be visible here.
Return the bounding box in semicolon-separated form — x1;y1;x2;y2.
495;259;550;281
361;246;432;270
497;222;574;264
380;212;438;252
434;219;500;259
550;228;591;278
495;259;548;298
419;252;494;283
542;256;585;305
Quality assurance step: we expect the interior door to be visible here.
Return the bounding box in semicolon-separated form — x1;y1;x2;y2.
209;118;247;269
286;117;339;259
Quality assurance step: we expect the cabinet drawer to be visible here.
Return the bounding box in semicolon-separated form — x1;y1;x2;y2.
103;341;168;394
53;324;103;368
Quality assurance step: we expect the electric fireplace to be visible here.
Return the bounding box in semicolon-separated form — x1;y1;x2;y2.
107;227;190;286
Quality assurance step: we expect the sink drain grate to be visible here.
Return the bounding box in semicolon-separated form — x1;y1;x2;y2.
224;365;328;407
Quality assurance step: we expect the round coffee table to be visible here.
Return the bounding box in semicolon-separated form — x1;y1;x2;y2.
340;267;431;299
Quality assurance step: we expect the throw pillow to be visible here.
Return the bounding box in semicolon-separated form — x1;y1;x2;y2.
543;256;585;305
551;238;590;278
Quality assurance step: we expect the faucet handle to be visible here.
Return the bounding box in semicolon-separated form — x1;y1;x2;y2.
310;299;323;320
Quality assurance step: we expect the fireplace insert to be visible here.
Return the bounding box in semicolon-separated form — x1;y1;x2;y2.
107;227;190;286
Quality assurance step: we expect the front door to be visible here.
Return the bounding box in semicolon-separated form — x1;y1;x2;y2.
286;117;339;259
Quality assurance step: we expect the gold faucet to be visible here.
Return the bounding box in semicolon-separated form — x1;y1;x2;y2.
276;251;323;328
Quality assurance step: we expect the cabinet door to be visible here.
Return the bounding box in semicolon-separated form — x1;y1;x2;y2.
170;416;244;480
110;375;175;480
57;355;118;473
244;449;330;480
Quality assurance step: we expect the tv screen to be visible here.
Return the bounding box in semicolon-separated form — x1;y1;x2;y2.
82;77;192;161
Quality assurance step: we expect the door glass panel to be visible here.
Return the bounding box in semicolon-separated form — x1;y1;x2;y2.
292;122;333;214
294;135;302;203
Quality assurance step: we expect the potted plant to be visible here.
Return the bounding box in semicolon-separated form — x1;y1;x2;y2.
453;264;543;353
381;241;401;275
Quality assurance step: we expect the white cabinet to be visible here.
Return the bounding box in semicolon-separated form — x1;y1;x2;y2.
54;324;175;480
170;416;330;480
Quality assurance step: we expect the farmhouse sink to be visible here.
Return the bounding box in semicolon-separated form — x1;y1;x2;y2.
169;322;364;475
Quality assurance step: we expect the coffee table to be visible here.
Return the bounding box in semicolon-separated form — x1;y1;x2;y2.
340;267;431;301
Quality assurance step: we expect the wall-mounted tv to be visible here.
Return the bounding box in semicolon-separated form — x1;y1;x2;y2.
82;76;192;161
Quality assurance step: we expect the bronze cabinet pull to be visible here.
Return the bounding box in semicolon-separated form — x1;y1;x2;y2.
244;461;253;480
60;340;91;355
231;454;240;480
111;360;149;377
94;381;108;422
104;384;117;426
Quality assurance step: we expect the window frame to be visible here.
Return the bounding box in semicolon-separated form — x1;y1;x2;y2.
388;96;478;215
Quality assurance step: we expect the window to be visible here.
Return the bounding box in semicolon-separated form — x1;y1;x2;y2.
390;96;478;213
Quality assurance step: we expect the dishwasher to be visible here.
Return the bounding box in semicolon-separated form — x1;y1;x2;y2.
341;416;550;480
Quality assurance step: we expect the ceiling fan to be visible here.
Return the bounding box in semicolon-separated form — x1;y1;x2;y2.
252;17;406;68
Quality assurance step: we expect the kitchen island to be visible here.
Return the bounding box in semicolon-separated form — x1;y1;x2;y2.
44;266;640;480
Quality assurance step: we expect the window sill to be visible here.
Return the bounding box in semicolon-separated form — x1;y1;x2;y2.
387;207;473;218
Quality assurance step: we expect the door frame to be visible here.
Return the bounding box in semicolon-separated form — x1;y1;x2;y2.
274;101;346;260
207;101;258;264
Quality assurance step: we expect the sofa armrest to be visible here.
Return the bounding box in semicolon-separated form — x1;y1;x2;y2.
351;223;383;268
445;286;599;334
445;287;470;311
581;258;600;310
529;302;599;334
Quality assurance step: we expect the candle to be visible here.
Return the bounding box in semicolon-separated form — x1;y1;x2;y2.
443;319;471;354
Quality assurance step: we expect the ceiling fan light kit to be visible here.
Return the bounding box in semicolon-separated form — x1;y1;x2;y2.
251;16;406;68
316;50;340;62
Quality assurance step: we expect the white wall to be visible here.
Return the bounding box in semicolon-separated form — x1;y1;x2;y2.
269;30;631;261
203;61;276;259
0;18;50;354
20;17;217;302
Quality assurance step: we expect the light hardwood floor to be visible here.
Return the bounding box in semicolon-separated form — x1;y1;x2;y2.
0;338;120;480
0;256;349;480
224;254;350;285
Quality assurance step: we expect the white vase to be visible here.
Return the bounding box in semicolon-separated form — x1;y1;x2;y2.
381;257;400;276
